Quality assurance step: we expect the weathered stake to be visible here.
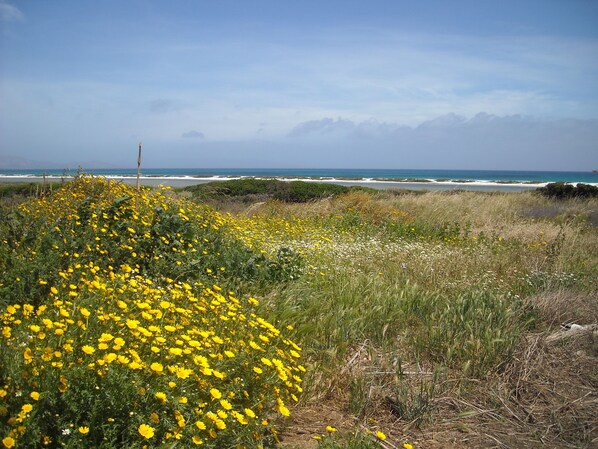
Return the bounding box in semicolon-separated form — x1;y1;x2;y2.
136;142;142;210
137;142;142;190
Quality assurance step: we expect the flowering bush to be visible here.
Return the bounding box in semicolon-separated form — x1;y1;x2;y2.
0;176;302;308
0;177;303;448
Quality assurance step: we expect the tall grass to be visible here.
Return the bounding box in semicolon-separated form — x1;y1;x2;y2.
235;185;597;436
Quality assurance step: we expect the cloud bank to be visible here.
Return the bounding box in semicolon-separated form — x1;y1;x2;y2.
2;113;596;171
281;113;598;170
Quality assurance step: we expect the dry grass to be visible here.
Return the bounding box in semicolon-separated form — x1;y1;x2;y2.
210;188;598;449
280;322;598;449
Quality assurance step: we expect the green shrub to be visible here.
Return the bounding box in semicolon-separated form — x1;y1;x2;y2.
0;176;303;308
185;179;351;203
537;182;598;199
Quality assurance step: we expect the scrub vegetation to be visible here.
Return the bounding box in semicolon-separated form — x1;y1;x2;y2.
1;176;597;449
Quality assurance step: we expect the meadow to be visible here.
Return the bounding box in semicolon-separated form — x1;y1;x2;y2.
1;176;597;449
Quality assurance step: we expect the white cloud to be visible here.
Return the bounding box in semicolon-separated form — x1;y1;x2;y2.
0;1;23;21
181;130;205;139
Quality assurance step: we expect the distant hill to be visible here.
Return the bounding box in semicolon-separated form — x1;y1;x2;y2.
0;154;118;170
0;155;60;170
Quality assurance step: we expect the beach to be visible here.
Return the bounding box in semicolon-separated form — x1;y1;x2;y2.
0;173;561;192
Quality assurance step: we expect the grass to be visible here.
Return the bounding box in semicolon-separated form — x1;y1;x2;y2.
1;178;597;449
205;184;598;448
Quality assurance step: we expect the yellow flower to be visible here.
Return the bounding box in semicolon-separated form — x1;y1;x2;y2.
244;408;256;418
209;388;222;400
326;425;337;433
80;308;90;317
78;426;89;435
21;404;33;413
138;423;155;439
82;345;95;355
278;404;290;417
2;437;16;448
23;347;33;362
150;362;163;373
155;392;167;402
99;333;114;342
375;430;387;440
168;347;183;356
403;444;413;449
175;367;193;379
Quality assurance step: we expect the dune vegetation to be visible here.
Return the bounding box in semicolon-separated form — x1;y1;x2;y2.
1;176;597;449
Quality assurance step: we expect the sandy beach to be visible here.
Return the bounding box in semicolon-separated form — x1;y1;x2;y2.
0;174;548;192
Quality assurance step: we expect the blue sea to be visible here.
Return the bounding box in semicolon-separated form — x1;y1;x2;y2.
1;168;597;191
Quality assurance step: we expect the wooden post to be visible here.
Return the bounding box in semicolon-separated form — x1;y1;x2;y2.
136;142;142;210
137;142;142;191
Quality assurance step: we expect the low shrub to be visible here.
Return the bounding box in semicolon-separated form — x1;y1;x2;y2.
0;183;44;199
185;179;351;203
537;182;598;199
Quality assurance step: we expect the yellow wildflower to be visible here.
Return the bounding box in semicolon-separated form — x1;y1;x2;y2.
210;388;222;400
82;345;95;355
150;362;163;373
138;424;155;439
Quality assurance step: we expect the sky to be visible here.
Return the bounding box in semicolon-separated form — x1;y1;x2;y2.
1;0;597;170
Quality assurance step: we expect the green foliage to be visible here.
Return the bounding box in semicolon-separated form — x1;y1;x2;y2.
272;181;349;203
310;432;382;449
537;182;598;199
185;178;282;200
0;183;44;199
185;178;352;203
401;290;527;376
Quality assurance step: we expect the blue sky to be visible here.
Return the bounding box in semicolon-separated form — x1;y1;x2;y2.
1;0;597;170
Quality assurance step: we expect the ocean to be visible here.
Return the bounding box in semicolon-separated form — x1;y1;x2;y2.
1;168;597;191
